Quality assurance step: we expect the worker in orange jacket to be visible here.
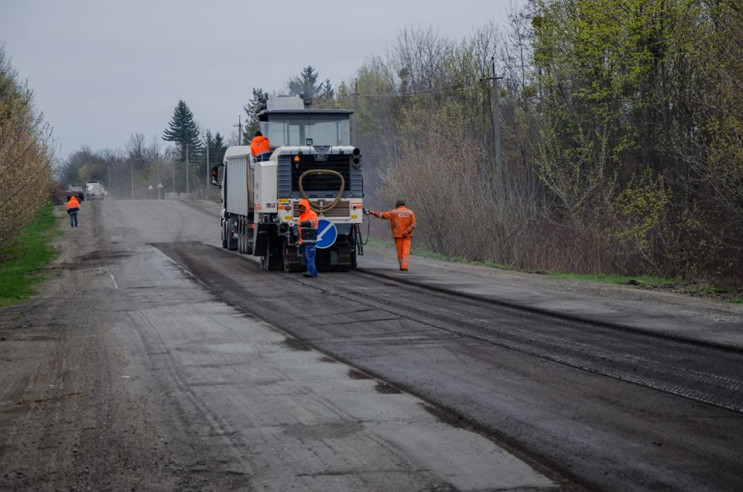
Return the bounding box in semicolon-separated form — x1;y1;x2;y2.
250;130;271;161
368;200;416;271
294;198;319;277
66;195;80;228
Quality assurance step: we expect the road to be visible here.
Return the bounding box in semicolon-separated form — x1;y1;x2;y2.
1;198;742;491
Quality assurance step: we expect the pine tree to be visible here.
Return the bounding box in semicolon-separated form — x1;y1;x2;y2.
205;130;226;167
243;88;268;143
162;100;203;162
287;66;334;106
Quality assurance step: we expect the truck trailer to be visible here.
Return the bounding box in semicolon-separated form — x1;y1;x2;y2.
213;95;364;272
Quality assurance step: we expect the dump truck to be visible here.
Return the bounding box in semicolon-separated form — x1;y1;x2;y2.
213;95;364;272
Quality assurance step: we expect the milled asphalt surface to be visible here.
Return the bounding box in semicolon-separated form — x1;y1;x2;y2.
356;247;743;351
193;198;743;351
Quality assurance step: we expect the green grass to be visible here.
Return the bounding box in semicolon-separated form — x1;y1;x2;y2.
547;271;675;288
366;235;743;303
0;203;60;307
366;237;514;269
546;271;742;302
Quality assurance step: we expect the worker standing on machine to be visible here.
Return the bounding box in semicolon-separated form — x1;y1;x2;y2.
250;130;271;161
368;200;416;271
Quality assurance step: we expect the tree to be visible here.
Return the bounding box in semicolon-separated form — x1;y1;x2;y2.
242;88;268;143
162;100;203;194
0;44;55;252
205;130;226;169
162;100;203;161
286;66;334;106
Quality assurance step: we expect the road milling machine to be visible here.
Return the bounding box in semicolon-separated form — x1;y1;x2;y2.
212;95;365;272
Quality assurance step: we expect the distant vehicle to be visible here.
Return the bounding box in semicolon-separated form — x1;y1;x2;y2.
85;182;106;200
64;186;85;202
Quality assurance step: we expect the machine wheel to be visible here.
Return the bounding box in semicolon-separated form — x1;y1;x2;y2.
283;244;302;272
238;221;247;254
336;241;352;272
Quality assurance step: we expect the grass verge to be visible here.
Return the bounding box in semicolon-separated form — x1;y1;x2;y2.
0;203;60;307
367;236;743;303
546;271;743;303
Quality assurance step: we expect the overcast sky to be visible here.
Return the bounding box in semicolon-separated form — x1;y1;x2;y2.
1;0;524;161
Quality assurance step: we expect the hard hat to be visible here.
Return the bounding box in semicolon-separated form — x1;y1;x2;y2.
395;200;405;207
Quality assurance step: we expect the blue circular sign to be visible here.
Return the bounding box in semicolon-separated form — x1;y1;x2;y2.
315;219;338;249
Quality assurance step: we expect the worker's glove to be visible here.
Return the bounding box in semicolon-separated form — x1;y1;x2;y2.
287;221;295;227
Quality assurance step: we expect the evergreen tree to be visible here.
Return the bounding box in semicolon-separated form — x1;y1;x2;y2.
243;88;268;143
286;66;334;106
205;130;227;167
162;100;203;162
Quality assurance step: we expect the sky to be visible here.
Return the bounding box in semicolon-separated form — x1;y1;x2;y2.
1;0;524;162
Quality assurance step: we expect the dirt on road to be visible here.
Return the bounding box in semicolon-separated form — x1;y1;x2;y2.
0;205;222;490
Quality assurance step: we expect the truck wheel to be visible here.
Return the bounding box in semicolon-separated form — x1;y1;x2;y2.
221;222;228;249
238;222;245;253
227;219;238;251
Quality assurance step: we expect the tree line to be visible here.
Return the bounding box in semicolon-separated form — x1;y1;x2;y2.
0;45;55;253
3;0;741;289
342;0;741;289
56;65;338;201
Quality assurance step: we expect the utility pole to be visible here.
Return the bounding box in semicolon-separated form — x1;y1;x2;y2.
186;142;190;194
234;115;242;145
205;131;210;199
352;79;358;146
485;57;504;201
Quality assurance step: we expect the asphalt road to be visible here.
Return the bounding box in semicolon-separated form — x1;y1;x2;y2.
1;198;742;491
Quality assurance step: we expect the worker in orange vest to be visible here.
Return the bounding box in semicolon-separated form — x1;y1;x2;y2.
250;130;271;161
294;198;319;277
368;200;416;271
66;195;80;228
